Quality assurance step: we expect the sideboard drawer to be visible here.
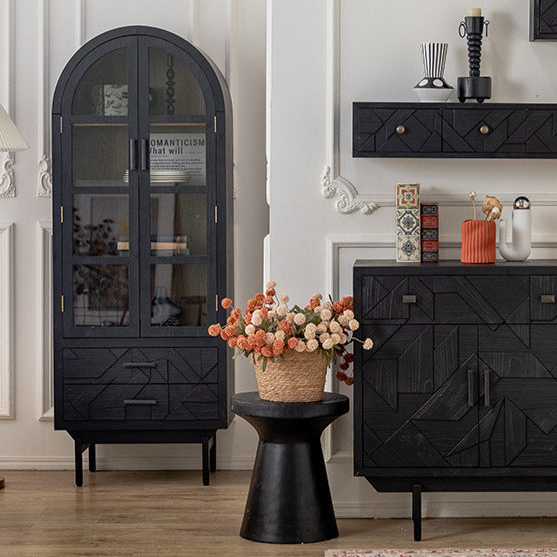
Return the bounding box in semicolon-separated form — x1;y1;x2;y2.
63;383;169;421
531;276;557;321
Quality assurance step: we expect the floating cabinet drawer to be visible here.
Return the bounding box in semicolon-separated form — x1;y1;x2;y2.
353;102;557;158
63;383;169;421
530;0;557;40
63;348;168;384
353;105;441;156
532;276;557;321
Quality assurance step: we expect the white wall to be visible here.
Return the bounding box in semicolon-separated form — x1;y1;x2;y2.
0;0;266;471
267;0;557;518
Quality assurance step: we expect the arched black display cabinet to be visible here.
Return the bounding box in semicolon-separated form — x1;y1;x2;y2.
52;26;233;486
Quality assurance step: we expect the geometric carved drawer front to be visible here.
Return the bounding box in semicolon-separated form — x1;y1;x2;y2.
531;0;557;40
63;346;219;385
353;102;557;158
531;276;557;321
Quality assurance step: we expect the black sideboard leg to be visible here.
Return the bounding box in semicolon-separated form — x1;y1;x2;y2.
88;444;96;473
74;440;83;487
202;436;210;486
209;434;216;473
412;483;422;542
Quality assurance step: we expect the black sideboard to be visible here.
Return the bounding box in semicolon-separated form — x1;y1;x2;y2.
354;260;557;540
353;102;557;158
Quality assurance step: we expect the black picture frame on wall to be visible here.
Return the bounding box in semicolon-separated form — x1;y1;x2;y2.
530;0;557;41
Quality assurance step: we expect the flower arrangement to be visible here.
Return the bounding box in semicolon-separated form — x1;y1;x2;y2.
208;281;374;385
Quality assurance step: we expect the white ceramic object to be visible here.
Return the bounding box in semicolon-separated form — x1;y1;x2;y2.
414;43;453;102
413;86;453;102
498;197;531;261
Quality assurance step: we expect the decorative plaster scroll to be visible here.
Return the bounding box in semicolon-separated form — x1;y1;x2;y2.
38;221;53;420
37;156;52;198
0;155;15;198
0;222;14;418
321;0;379;215
321;165;377;214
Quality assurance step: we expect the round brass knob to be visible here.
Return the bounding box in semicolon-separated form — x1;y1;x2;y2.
396;125;406;135
480;125;490;135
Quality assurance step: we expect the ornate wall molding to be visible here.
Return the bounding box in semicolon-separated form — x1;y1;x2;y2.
37;221;53;420
0;222;14;418
0;0;16;198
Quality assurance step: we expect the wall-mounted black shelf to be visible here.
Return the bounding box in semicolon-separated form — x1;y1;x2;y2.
530;0;557;40
353;102;557;159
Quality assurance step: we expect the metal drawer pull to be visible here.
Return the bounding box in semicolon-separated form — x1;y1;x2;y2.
484;370;490;407
468;370;474;407
396;125;406;134
402;295;416;304
480;124;490;135
124;399;158;406
129;139;137;171
123;362;157;368
541;294;555;304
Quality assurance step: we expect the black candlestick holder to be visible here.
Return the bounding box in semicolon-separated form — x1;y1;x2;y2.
457;15;491;103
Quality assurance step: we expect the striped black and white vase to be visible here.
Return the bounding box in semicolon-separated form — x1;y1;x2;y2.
414;42;453;102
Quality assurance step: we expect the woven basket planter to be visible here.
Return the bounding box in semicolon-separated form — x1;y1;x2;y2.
252;350;328;402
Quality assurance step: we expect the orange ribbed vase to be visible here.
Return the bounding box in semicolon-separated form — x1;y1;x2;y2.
461;220;496;263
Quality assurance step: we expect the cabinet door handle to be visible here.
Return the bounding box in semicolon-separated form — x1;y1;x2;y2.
140;139;149;171
123;362;157;369
402;295;416;304
396;125;406;134
129;139;138;171
541;294;555;304
124;399;158;406
484;369;490;407
468;370;474;407
480;124;490;135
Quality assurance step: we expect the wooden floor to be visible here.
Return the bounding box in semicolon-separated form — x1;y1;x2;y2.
1;470;557;556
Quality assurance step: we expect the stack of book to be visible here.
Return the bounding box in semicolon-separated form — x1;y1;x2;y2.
420;203;439;262
396;183;421;263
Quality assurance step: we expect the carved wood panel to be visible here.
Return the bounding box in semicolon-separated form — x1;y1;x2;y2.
531;0;557;40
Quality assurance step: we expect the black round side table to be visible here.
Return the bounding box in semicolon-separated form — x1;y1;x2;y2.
231;391;349;544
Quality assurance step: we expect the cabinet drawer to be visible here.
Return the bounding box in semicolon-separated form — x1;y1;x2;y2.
531;276;557;321
63;346;218;384
63;383;169;421
353;106;441;156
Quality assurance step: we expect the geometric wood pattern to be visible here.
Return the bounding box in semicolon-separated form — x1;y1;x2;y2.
354;261;557;493
530;0;557;41
353;102;557;159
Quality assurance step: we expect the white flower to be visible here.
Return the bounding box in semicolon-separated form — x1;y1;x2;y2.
338;315;349;327
311;292;322;300
266;281;276;289
330;333;341;345
304;329;316;340
267;310;276;319
306;339;319;352
321;301;332;311
245;324;255;335
320;309;332;321
294;313;306;326
363;338;374;350
349;319;359;331
317;322;328;332
329;320;342;334
305;323;317;334
295;340;306;352
278;294;290;304
314;305;322;313
339;333;348;344
286;312;296;323
322;339;334;350
319;332;330;342
275;330;286;341
343;309;354;320
276;304;288;317
265;332;275;345
251;313;262;326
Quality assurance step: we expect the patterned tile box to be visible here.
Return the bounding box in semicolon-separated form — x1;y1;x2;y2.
396;183;420;209
396;208;421;236
396;233;421;263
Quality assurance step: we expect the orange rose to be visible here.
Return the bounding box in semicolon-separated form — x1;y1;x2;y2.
266;288;276;297
261;346;273;358
208;324;221;337
343;353;354;363
221;297;233;309
255;329;267;348
341;296;353;309
344;376;354;386
333;301;343;314
336;371;347;381
228;337;237;348
237;335;248;350
226;315;236;326
278;320;292;334
224;325;236;338
244;313;252;325
339;361;349;371
220;330;229;340
254;293;265;303
273;338;285;354
259;308;268;319
287;337;298;349
264;296;274;304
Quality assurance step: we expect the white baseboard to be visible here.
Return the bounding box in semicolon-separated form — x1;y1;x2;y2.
0;456;255;471
334;499;557;519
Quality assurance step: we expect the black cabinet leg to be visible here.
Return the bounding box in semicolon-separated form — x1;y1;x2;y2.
412;483;422;542
202;436;210;486
88;444;96;473
74;440;83;487
210;434;216;473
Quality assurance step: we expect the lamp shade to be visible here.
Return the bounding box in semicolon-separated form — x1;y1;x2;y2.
0;103;28;151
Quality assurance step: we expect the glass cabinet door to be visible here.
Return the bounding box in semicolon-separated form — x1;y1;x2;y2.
63;41;139;336
139;42;216;335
